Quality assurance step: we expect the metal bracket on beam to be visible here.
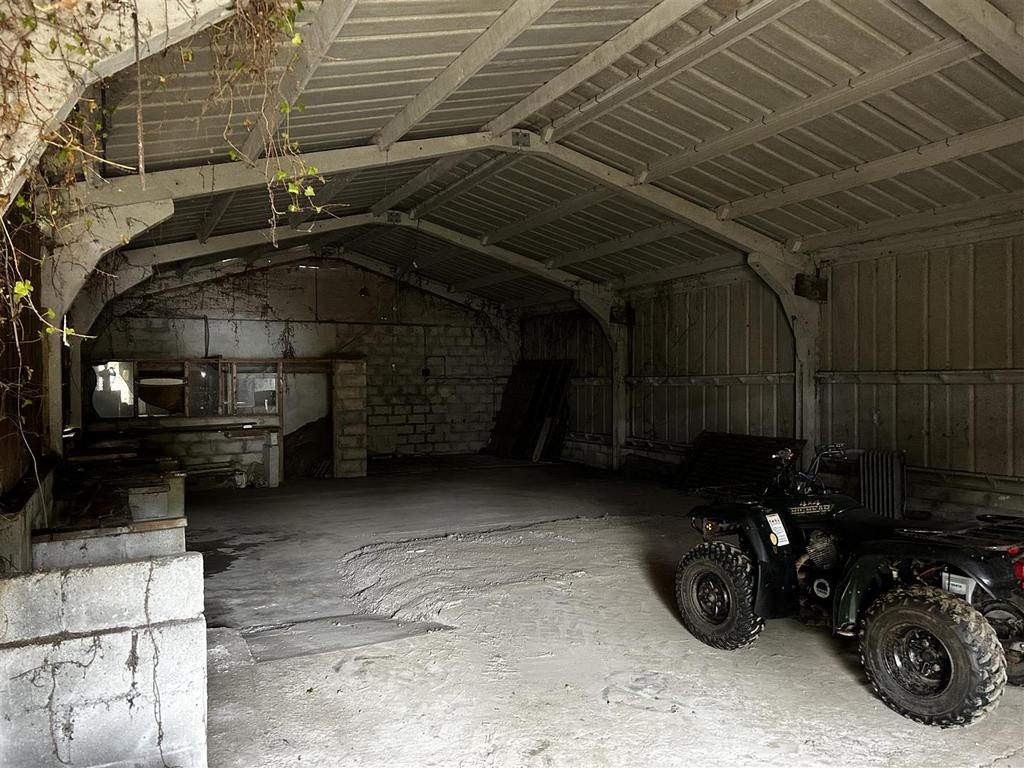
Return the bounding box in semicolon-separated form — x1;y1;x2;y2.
511;130;532;149
385;210;402;225
794;273;828;303
609;304;635;326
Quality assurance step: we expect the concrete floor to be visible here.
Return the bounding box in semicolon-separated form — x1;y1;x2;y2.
189;457;1023;767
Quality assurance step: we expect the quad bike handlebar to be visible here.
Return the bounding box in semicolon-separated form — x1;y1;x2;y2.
771;443;847;495
698;444;848;501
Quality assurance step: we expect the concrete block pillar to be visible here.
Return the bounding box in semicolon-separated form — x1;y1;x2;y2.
332;358;368;478
748;252;823;455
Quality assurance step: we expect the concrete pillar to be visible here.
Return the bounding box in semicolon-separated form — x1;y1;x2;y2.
608;323;630;471
40;201;173;451
748;252;822;454
575;286;631;471
68;336;83;430
332;358;368;478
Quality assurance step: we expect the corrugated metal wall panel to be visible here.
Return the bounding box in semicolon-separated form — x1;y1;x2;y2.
629;274;795;444
521;276;796;448
820;231;1024;476
521;310;612;437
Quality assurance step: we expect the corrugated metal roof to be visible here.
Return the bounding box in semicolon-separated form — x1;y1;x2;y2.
103;0;1024;306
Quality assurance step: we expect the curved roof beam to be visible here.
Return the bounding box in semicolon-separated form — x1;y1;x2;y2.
917;0;1024;85
119;210;600;291
74;132;515;207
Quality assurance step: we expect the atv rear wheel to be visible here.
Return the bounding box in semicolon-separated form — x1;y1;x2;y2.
861;586;1006;727
675;542;763;650
976;597;1024;686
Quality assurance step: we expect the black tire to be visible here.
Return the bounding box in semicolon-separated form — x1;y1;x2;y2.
675;541;764;650
976;597;1024;686
860;586;1006;727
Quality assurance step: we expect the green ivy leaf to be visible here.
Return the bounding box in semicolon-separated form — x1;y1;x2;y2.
274;169;288;181
229;149;239;161
291;33;302;46
286;181;300;196
44;307;56;319
304;185;315;197
278;101;291;114
13;279;32;302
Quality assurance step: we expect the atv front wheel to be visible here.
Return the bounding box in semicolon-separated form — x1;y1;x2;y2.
861;586;1006;727
675;542;763;650
976;597;1024;686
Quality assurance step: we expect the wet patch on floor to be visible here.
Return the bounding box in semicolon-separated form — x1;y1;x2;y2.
240;614;452;662
188;531;287;576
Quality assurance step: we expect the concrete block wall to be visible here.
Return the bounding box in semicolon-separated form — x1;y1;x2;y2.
32;526;186;571
364;325;508;456
0;469;54;578
333;359;367;478
561;438;614;470
139;430;268;485
88;263;518;460
0;553;207;767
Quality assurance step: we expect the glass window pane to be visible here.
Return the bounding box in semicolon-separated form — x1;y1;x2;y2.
188;362;220;416
234;364;277;415
91;362;135;418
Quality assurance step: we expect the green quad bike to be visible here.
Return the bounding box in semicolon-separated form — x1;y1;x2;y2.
675;443;1024;727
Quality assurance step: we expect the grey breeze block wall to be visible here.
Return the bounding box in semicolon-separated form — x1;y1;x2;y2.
86;261;518;458
0;553;207;767
136;430;268;485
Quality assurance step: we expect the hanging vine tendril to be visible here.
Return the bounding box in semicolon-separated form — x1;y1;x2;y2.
0;0;315;555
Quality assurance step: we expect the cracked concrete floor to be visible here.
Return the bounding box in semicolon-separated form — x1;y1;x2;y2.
189;458;1024;767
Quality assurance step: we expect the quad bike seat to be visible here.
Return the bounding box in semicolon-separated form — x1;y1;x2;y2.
828;507;1024;550
827;506;974;539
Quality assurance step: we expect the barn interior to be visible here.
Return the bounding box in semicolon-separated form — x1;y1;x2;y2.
1;0;1023;765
